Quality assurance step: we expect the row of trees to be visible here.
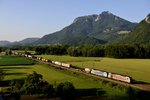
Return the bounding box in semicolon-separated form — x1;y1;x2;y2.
105;45;150;58
9;71;76;100
35;45;68;55
0;48;2;53
1;44;150;58
67;45;105;57
34;44;150;58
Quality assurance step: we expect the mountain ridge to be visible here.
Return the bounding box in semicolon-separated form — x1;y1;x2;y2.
0;41;11;46
116;14;150;44
34;11;137;45
0;37;40;47
1;11;144;46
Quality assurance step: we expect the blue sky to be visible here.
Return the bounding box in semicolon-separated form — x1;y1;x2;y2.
0;0;150;41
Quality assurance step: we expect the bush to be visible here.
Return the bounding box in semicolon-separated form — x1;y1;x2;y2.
0;69;4;81
56;82;76;100
9;71;54;97
9;79;23;93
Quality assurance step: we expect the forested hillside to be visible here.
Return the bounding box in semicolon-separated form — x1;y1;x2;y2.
34;11;137;45
117;14;150;44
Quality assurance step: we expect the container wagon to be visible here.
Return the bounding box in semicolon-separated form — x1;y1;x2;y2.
108;73;131;83
91;69;108;77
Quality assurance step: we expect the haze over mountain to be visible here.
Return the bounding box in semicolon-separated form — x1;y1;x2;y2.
117;14;150;44
34;11;137;45
19;38;40;45
0;38;39;47
0;41;11;46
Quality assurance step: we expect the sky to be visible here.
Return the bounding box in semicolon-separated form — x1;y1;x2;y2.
0;0;150;42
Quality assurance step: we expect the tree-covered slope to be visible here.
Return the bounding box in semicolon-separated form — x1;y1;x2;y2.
118;14;150;44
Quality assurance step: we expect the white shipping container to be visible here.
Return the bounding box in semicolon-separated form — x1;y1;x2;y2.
37;57;42;60
91;69;108;77
108;73;112;78
85;68;91;73
61;63;70;68
52;61;55;64
54;61;62;66
42;58;46;61
91;69;103;76
28;55;32;58
45;59;49;62
102;72;108;77
14;52;18;55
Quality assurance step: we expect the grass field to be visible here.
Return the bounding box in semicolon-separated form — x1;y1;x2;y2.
0;55;34;66
0;55;128;97
13;50;35;55
37;55;150;83
1;64;127;97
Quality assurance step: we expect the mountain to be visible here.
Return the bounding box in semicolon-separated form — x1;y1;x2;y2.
60;36;106;45
19;38;40;45
34;11;137;45
117;14;150;44
0;41;11;46
0;38;40;47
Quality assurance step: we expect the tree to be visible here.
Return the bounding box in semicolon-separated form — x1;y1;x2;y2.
86;46;104;57
0;69;4;81
0;48;2;53
67;46;82;57
22;71;43;94
134;45;146;58
105;45;135;58
24;50;31;55
9;80;23;93
39;81;54;97
126;87;135;100
56;82;76;100
9;72;54;97
144;45;150;58
35;46;47;55
20;71;54;96
5;50;12;55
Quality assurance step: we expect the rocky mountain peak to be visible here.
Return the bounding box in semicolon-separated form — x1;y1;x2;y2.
34;11;137;45
73;14;98;23
73;11;114;23
101;11;112;15
145;14;150;24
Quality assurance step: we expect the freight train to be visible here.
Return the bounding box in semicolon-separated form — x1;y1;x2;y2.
12;51;132;83
84;68;131;83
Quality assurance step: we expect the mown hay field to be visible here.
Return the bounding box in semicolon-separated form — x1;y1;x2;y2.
37;55;150;83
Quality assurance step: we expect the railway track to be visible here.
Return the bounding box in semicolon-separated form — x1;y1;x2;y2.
31;57;150;91
12;51;150;92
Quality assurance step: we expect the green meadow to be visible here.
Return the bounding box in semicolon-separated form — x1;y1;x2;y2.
37;55;150;83
13;50;36;55
0;55;34;66
0;55;128;97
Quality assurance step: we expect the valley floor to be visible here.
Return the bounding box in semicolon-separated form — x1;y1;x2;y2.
37;55;150;83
